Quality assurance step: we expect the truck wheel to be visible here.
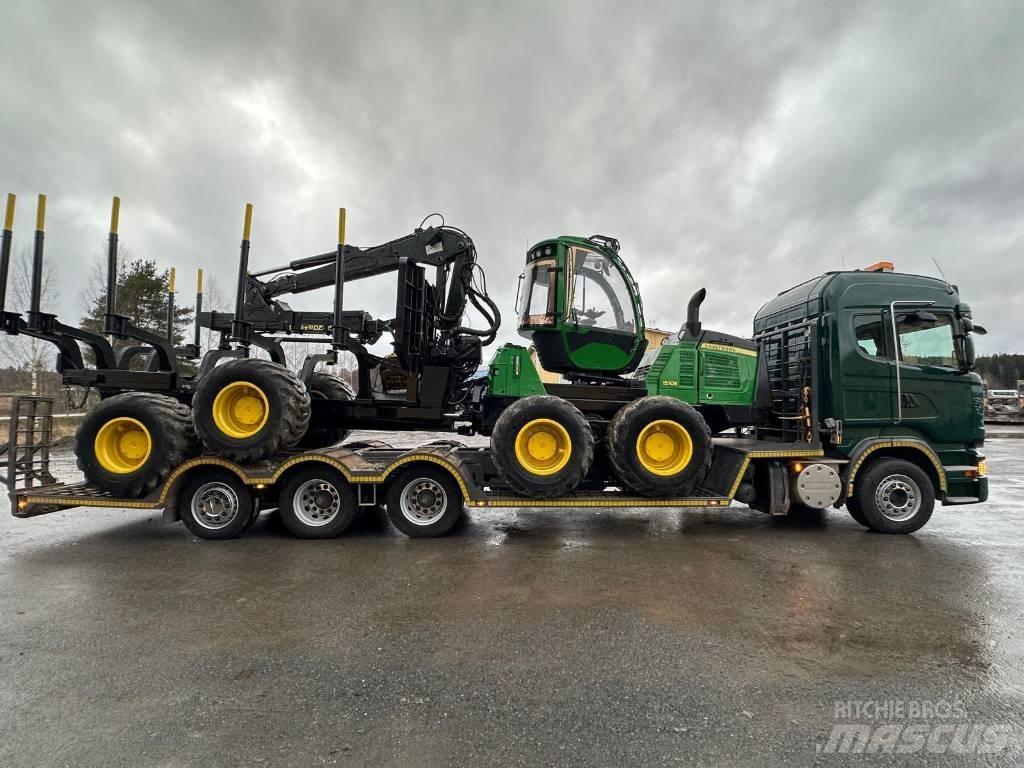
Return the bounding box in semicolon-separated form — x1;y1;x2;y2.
192;359;310;461
298;373;354;449
854;458;935;534
385;465;465;538
278;465;357;539
844;496;869;527
178;471;253;540
490;395;595;498
76;392;198;498
606;396;712;497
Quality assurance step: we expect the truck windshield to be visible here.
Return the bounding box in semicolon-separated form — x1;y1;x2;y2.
567;248;636;332
519;259;556;326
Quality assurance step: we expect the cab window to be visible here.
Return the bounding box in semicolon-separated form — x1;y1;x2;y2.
854;315;888;358
896;313;958;368
567;247;636;333
518;258;556;325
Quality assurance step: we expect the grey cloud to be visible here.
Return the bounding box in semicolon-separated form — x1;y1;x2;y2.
1;0;1021;357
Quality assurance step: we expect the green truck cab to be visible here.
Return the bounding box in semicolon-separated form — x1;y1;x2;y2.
753;262;988;511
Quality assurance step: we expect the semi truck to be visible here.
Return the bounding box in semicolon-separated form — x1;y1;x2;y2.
3;213;989;538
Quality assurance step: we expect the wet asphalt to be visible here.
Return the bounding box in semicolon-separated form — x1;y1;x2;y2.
1;437;1022;767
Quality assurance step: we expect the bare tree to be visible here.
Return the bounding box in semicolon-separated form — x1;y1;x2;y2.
0;245;59;393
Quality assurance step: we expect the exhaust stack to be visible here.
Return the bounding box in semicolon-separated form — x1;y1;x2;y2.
683;287;707;339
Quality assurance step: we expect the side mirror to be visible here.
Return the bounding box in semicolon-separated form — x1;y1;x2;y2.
964;334;976;371
971;324;988;336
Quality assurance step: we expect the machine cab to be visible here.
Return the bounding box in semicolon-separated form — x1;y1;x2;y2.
517;236;647;376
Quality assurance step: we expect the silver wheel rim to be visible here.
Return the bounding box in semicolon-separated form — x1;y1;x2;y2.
399;478;448;526
874;474;921;522
293;479;341;527
191;482;241;530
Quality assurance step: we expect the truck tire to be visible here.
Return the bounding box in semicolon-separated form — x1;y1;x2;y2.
606;396;712;497
278;464;358;539
192;359;311;461
844;496;869;527
76;392;198;498
490;395;595;498
385;465;465;538
178;470;254;540
853;458;935;534
298;372;355;449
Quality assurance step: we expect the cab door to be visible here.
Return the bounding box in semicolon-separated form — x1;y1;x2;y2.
890;311;978;443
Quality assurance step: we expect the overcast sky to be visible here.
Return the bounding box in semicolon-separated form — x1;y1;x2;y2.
2;0;1022;355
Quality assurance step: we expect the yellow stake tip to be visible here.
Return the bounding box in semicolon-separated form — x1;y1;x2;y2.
168;267;176;293
242;203;254;241
338;207;347;246
110;196;121;235
196;268;204;293
35;194;47;232
3;193;14;230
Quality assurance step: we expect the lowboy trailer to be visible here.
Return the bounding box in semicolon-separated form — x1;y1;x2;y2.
6;395;839;539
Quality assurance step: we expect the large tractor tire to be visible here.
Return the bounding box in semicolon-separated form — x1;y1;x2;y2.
606;396;712;497
192;359;310;462
76;392;198;498
297;372;355;450
490;395;594;498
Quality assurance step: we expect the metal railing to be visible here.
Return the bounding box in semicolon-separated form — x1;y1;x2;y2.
2;396;57;493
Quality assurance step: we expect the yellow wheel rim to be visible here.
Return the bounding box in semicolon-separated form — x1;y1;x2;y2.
211;381;270;439
514;418;572;476
635;419;693;476
94;417;152;474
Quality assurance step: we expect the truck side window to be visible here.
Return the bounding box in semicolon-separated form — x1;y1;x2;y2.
854;315;888;358
896;314;957;368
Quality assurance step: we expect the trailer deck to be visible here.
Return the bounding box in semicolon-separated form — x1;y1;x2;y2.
7;429;824;521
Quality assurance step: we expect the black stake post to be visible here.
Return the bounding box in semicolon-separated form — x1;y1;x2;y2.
331;207;346;349
0;193;14;316
165;267;176;342
193;268;204;350
29;194;45;316
230;203;253;350
104;196;122;336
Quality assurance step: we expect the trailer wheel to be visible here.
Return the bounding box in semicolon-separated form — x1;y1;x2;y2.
76;392;198;498
490;395;595;498
178;471;254;540
606;396;712;497
298;373;354;449
278;465;357;539
853;458;935;534
193;359;310;461
385;465;464;538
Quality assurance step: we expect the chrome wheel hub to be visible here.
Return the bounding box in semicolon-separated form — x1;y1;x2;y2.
293;479;341;527
875;474;921;522
399;479;447;526
192;482;240;530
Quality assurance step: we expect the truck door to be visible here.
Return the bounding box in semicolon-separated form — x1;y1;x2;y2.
838;311;895;435
891;310;977;443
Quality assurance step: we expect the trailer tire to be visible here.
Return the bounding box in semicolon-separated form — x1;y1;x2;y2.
490;395;595;498
178;471;254;540
76;392;198;498
853;458;935;534
193;359;310;461
385;465;465;538
278;465;358;539
606;396;712;497
298;373;355;449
